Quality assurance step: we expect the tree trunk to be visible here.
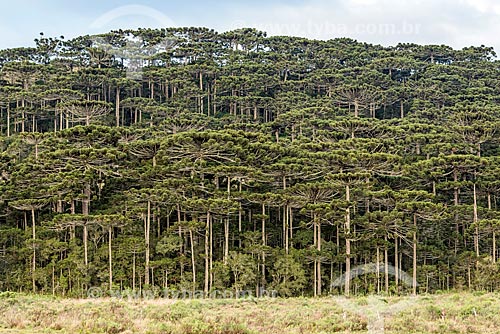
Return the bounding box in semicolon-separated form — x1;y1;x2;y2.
385;235;389;294
493;232;496;264
345;184;351;296
31;208;36;292
453;169;460;253
145;200;151;286
289;207;294;249
190;229;196;292
395;236;399;291
204;211;210;295
52;265;55;296
317;213;322;296
283;176;289;254
108;226;113;289
285;205;289;254
115;86;120;127
70;200;76;240
376;247;380;294
132;253;136;291
262;203;266;289
224;218;229;264
199;72;204;114
6;105;10;137
238;202;242;248
313;216;317;297
490;192;496;263
210;215;213;290
413;214;417;295
473;183;479;257
83;225;88;267
21;98;25;132
82;182;90;266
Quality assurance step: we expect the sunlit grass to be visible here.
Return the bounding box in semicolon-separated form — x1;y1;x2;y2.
1;291;500;333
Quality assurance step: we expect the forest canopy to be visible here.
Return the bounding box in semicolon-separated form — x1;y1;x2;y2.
0;27;499;297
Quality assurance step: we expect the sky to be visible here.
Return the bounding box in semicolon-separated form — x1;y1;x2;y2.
0;0;499;53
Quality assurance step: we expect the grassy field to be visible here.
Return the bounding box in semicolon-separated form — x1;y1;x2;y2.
1;291;500;333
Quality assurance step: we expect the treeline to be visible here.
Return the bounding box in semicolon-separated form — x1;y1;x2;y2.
1;27;500;297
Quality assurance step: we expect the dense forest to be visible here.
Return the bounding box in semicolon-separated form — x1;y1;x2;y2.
0;27;500;298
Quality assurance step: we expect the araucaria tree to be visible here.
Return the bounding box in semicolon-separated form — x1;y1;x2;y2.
0;28;499;297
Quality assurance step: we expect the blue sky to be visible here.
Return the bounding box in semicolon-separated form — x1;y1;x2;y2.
1;0;499;53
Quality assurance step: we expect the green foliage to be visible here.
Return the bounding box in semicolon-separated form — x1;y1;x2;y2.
1;27;500;297
226;252;257;293
270;253;307;296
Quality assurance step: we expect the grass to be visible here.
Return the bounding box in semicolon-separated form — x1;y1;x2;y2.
1;291;500;333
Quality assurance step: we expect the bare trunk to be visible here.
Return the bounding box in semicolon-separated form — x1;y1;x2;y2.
413;214;417;295
132;253;136;291
313;216;317;297
108;226;113;289
316;213;321;296
285;205;289;254
345;184;351;296
21;99;25;132
210;215;213;290
199;72;204;114
82;182;90;266
453;169;459;253
262;203;266;288
115;86;120;127
395;236;399;291
493;232;496;264
190;229;196;291
145;201;151;286
491;192;496;263
289;207;293;249
7;105;10;137
204;211;210;295
238;202;242;248
224;218;229;264
385;235;389;294
473;183;479;257
376;247;380;294
31;209;36;292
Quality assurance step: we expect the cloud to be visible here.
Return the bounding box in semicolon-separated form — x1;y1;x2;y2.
462;0;500;15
